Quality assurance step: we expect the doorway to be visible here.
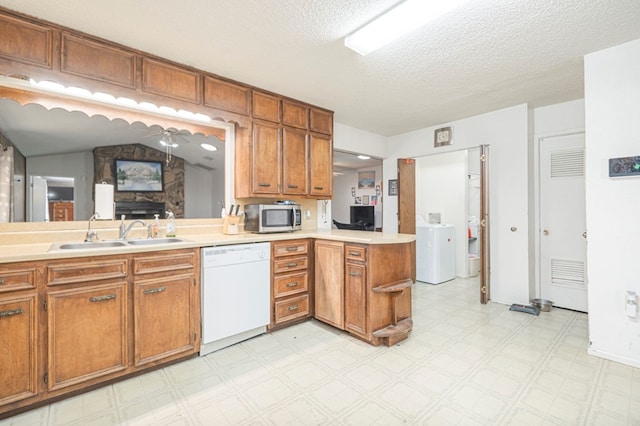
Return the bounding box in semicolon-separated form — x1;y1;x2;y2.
400;146;490;303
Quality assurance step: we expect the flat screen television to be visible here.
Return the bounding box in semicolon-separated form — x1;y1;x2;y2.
350;205;374;227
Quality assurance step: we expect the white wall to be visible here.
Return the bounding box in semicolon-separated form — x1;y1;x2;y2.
184;164;224;218
385;104;531;305
333;122;386;158
416;152;467;277
584;38;640;368
27;151;93;220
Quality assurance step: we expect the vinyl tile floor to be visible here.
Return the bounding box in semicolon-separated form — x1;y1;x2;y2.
2;278;639;425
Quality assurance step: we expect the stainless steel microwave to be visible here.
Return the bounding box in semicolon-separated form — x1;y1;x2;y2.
244;204;302;233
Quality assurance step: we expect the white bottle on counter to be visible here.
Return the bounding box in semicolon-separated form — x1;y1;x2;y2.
165;211;176;237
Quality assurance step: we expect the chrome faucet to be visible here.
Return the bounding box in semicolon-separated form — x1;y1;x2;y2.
119;219;146;239
85;212;100;242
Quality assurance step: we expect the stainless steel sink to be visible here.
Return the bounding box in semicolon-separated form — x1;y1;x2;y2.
52;241;128;250
126;238;188;246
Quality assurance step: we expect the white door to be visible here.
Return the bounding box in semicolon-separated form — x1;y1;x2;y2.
540;134;587;312
29;176;49;222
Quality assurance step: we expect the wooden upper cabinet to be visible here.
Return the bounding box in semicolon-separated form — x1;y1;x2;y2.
282;100;309;129
204;76;251;115
309;132;333;198
253;90;281;122
141;58;202;104
61;33;136;88
310;107;333;135
252;120;281;194
0;14;52;69
282;126;308;196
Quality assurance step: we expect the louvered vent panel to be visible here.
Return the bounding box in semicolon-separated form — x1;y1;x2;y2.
550;148;584;178
551;259;585;288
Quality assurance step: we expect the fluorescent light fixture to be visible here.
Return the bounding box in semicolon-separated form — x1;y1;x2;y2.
26;78;212;123
357;155;371;160
200;143;218;152
159;140;178;148
344;0;467;55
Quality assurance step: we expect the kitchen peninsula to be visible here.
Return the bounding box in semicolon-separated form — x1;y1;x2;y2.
0;220;415;418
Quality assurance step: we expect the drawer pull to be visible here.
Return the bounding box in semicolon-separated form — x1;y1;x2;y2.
285;247;299;252
287;304;299;311
286;282;299;288
288;184;298;189
0;308;23;318
348;251;361;257
349;271;362;277
313;186;324;190
143;286;167;295
0;278;4;284
89;294;116;303
286;262;298;268
258;183;271;187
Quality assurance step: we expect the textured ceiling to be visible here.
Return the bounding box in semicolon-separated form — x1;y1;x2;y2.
1;0;640;136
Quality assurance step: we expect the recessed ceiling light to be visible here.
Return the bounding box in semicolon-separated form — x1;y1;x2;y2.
201;143;217;152
358;155;371;160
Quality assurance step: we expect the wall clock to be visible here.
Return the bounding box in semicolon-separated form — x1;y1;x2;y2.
434;126;453;147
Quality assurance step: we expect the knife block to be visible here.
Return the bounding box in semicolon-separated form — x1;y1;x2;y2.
223;215;240;235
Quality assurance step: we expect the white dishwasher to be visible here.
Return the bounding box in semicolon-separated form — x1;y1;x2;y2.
200;242;270;356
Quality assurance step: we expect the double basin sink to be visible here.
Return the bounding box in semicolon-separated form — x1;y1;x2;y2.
49;238;189;252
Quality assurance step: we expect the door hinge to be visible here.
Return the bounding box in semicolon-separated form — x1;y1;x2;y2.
480;154;486;161
43;299;47;311
481;286;487;294
43;372;48;385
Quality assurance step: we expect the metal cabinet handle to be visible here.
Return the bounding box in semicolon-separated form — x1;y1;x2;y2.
286;282;299;287
89;294;116;303
258;183;271;187
286;262;298;267
0;308;23;318
349;271;362;277
286;247;299;252
0;278;5;285
348;251;361;257
143;286;167;295
314;186;324;190
287;304;299;311
288;184;298;189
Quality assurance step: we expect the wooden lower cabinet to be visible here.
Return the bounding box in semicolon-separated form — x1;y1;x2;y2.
0;294;39;407
133;274;197;367
0;248;200;418
345;260;367;338
314;240;344;329
46;282;128;391
270;239;311;328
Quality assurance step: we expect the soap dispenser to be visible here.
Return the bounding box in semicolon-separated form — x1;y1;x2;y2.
165;211;176;237
151;214;160;238
119;215;126;239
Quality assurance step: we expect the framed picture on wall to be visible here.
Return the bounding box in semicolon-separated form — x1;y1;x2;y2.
363;195;370;205
115;159;164;192
358;170;376;188
388;179;398;196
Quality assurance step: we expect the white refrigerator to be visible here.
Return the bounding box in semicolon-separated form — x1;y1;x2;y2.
416;223;456;284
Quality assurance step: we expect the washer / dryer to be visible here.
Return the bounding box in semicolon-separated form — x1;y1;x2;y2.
416;223;455;284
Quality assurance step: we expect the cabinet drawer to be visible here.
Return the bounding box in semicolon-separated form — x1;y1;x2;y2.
133;251;195;275
47;259;128;286
273;255;308;274
274;294;309;324
272;240;309;257
274;271;308;298
345;245;367;262
0;267;37;293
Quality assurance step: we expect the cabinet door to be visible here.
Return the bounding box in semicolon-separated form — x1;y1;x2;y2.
309;132;333;198
47;282;128;391
134;275;195;366
345;262;367;338
314;240;344;329
282;126;308;196
252;91;281;122
0;295;38;405
252;120;281;195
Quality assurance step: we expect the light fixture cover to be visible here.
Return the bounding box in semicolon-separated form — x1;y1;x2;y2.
344;0;468;55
